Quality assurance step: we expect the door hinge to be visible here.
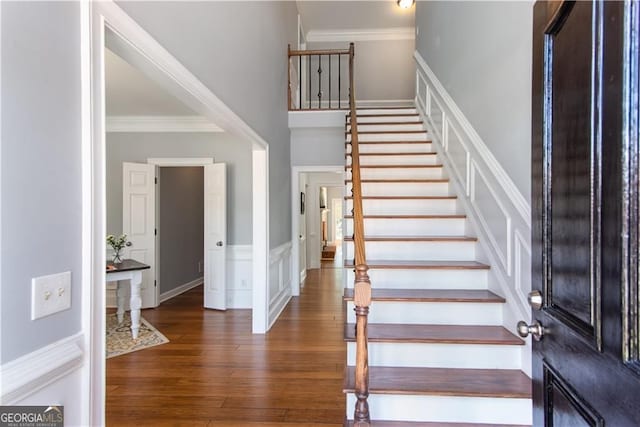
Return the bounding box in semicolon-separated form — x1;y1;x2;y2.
155;228;157;236
154;280;157;287
155;177;158;184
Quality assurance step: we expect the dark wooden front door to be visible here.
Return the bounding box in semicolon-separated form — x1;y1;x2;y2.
532;0;640;425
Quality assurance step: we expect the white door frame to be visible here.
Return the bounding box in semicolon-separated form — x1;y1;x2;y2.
290;166;344;296
83;2;269;425
147;157;214;306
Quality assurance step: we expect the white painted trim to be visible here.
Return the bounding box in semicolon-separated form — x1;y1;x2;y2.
147;157;213;167
268;241;293;330
0;333;84;404
106;115;223;133
228;244;252;260
291;165;344;296
414;51;531;226
306;27;415;42
159;277;203;303
88;3;271;423
252;149;269;333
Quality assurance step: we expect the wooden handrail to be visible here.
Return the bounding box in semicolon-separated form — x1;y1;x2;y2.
347;42;372;426
289;48;351;57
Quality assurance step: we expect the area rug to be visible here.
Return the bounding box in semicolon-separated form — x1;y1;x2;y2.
106;312;169;358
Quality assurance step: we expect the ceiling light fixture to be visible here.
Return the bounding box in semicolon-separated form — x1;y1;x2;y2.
396;0;415;9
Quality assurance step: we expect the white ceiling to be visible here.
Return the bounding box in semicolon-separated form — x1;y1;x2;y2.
105;48;196;117
296;0;415;33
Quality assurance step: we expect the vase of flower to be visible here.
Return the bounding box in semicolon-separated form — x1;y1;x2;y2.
106;234;128;264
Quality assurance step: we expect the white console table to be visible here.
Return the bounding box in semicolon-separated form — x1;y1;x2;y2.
106;259;150;339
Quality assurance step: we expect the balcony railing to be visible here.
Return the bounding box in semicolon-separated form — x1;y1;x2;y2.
288;44;353;110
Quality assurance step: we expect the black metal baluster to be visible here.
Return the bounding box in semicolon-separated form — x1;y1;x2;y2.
338;54;341;110
329;55;332;109
318;55;322;108
299;55;302;110
308;54;311;109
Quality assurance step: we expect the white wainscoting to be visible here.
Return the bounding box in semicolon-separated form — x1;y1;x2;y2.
268;241;293;330
107;245;253;309
226;245;253;309
414;52;532;375
0;333;84;406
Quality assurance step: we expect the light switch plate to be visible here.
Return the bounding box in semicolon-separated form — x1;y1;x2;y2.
31;271;71;320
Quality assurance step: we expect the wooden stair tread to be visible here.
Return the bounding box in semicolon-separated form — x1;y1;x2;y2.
344;323;522;345
346;164;443;169
345;179;448;183
344;235;477;242
344;259;490;270
347;130;428;135
344;195;456;200
345;421;530;427
344;214;466;219
348;121;424;126
347;140;432;145
354;113;420;118
343;288;505;303
343;366;532;398
346;152;436;156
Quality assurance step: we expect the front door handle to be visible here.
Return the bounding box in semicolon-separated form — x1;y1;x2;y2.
517;321;545;341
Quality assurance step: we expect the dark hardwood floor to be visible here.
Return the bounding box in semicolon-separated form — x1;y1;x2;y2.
106;267;346;426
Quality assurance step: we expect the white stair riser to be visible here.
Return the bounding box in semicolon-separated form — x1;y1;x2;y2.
346;395;533;425
351;115;422;123
349;154;439;166
354;143;434;154
345;269;489;289
347;342;523;369
348;133;428;142
356;108;417;115
346;198;457;215
348;123;425;132
345;217;465;236
346;301;502;325
346;182;451;197
352;167;445;180
346;240;477;261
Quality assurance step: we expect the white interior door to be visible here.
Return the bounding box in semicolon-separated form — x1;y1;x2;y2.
122;162;157;309
204;163;227;310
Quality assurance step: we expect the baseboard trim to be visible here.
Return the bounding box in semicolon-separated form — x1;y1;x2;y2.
159;277;204;303
268;286;292;331
0;332;84;404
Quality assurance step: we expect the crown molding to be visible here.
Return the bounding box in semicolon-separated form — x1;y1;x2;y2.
306;27;415;43
106;115;224;133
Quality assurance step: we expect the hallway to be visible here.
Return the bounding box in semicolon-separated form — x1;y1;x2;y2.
106;267;346;426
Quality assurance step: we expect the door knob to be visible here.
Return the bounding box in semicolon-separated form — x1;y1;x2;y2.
528;290;543;310
216;241;224;247
126;241;132;247
517;320;545;341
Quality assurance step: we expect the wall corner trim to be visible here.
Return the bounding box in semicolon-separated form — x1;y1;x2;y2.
414;50;531;226
0;333;84;404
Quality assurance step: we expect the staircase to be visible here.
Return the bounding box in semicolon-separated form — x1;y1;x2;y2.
342;107;532;426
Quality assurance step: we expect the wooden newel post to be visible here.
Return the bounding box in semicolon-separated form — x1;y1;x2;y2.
353;264;371;426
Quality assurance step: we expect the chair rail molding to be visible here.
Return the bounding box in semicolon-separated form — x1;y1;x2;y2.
0;333;84;404
414;51;532;376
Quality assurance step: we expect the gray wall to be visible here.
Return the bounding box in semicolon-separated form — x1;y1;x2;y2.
415;1;533;201
159;167;204;295
307;40;416;103
291;128;345;166
117;1;299;249
106;132;252;245
1;2;83;363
